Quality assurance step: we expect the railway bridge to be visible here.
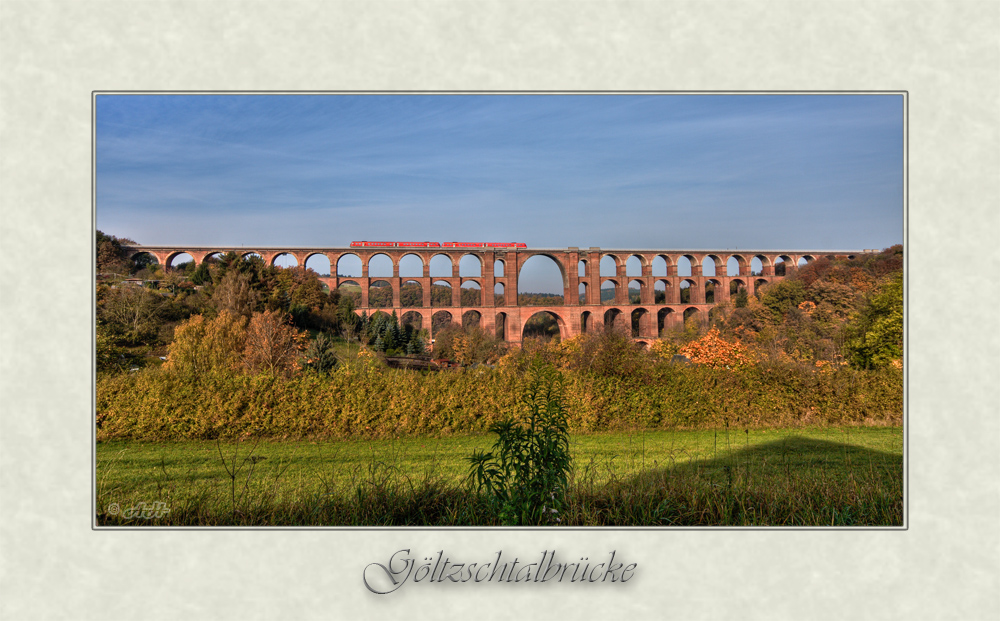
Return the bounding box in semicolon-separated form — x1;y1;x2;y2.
123;244;870;345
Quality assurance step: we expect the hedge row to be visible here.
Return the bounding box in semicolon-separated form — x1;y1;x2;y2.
96;362;902;441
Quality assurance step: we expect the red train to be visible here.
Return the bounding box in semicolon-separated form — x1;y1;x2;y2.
350;241;527;248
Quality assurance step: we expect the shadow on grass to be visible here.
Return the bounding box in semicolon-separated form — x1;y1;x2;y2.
571;436;903;527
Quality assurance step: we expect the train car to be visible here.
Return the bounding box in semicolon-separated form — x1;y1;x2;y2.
351;241;523;249
350;241;395;247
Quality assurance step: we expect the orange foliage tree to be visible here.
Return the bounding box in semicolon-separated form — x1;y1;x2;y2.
678;327;753;369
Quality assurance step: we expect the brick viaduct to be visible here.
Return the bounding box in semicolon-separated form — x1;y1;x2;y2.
124;245;870;345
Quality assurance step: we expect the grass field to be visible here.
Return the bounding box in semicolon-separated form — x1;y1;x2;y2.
96;426;902;527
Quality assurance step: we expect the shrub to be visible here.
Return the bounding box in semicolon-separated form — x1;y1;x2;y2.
564;325;649;378
467;363;572;525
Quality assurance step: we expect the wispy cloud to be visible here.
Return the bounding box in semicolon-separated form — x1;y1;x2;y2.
96;94;903;291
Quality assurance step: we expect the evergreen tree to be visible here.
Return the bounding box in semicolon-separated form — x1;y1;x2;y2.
190;261;212;286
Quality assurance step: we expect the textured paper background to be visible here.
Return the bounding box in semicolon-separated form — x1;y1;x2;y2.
1;1;998;619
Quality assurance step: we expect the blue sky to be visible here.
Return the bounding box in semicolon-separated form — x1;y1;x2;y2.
96;94;903;292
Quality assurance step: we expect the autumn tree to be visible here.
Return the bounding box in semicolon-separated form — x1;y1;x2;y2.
96;230;136;275
678;327;753;369
98;284;165;345
165;311;248;375
243;310;305;376
212;269;258;318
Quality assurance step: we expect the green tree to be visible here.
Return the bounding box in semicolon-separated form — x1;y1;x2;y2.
304;333;339;374
190;261;212;285
759;279;807;320
845;272;903;369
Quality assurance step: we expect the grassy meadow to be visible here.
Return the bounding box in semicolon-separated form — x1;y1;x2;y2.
96;426;902;527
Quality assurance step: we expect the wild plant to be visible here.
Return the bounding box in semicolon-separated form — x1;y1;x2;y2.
466;362;572;525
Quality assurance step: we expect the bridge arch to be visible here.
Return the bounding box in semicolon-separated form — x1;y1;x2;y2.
462;309;482;329
702;254;723;277
400;280;423;307
657;307;675;335
654;278;671;304
521;310;566;342
128;251;160;274
199;251;224;265
368;280;393;308
338;281;361;305
631;307;651;337
679;278;696;303
625;254;645;278
774;255;793;276
676;255;695;277
705;278;721;304
431;310;455;336
337;253;362;278
401;310;425;333
367;253;394;278
603;307;624;330
166;252;194;270
460;279;482;306
304;252;331;275
601;279;620;305
271;252;298;268
494;311;508;341
430;254;454;278
516;253;567;303
652;254;671;277
727;254;748;276
627;279;643;304
459;254;482;277
600;254;620;277
431;280;453;307
398;253;424;278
